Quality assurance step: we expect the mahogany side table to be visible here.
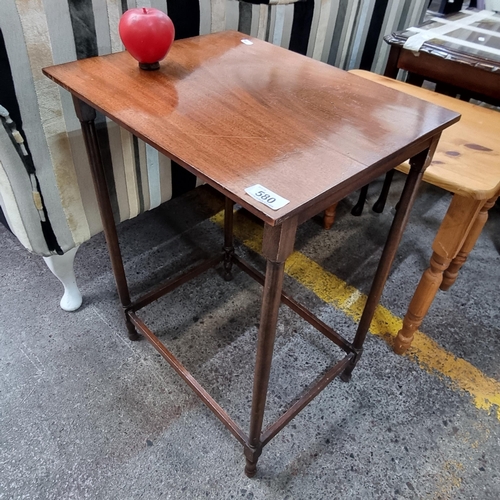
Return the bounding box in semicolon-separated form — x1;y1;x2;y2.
43;31;459;476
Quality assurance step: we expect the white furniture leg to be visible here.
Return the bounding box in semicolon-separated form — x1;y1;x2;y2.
43;246;82;311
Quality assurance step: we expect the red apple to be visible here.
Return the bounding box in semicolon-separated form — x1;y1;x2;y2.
119;7;175;70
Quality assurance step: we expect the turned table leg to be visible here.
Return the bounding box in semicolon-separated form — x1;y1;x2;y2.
245;218;297;477
342;146;434;380
73;96;138;341
394;195;485;354
323;202;338;229
441;195;498;291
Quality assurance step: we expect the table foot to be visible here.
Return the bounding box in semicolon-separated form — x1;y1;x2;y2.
339;348;362;382
245;459;258;478
393;318;417;355
125;311;140;341
340;370;352;383
244;444;262;478
126;320;140;341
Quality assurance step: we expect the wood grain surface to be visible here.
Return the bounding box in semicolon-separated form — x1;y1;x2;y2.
44;31;459;225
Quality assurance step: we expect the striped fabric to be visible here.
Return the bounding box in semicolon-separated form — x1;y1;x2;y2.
0;0;428;257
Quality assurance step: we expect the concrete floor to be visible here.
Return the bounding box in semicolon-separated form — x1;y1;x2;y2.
1;175;499;500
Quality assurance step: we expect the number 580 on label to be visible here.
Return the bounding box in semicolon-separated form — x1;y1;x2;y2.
244;184;290;211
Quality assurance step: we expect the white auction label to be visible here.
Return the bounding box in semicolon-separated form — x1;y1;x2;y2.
244;184;290;210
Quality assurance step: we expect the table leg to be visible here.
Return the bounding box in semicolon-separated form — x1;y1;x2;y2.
383;45;402;79
223;197;235;281
323;202;338;229
393;195;484;354
342;144;437;381
441;195;498;291
72;97;138;340
245;218;297;478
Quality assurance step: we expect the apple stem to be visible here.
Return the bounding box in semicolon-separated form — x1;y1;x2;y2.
142;7;147;14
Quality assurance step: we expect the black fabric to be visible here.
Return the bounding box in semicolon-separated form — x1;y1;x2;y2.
289;0;314;55
166;0;200;195
0;38;13;234
0;30;35;174
238;2;253;34
360;0;389;70
37;175;64;254
167;0;200;40
0;30;22;132
68;0;99;60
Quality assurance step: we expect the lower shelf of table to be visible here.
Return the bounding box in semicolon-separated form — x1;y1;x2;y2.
125;251;358;453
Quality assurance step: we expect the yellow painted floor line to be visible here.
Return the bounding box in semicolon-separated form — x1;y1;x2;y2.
211;210;500;420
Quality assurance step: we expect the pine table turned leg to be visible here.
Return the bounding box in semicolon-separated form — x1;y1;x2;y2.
323;203;338;229
394;194;484;354
394;252;450;354
441;195;498;291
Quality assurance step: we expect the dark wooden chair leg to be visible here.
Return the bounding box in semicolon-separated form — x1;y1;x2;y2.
372;170;395;213
406;72;425;87
351;184;369;216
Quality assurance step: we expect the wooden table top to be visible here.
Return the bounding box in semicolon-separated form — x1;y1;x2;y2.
43;31;459;226
385;9;500;73
350;70;500;200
